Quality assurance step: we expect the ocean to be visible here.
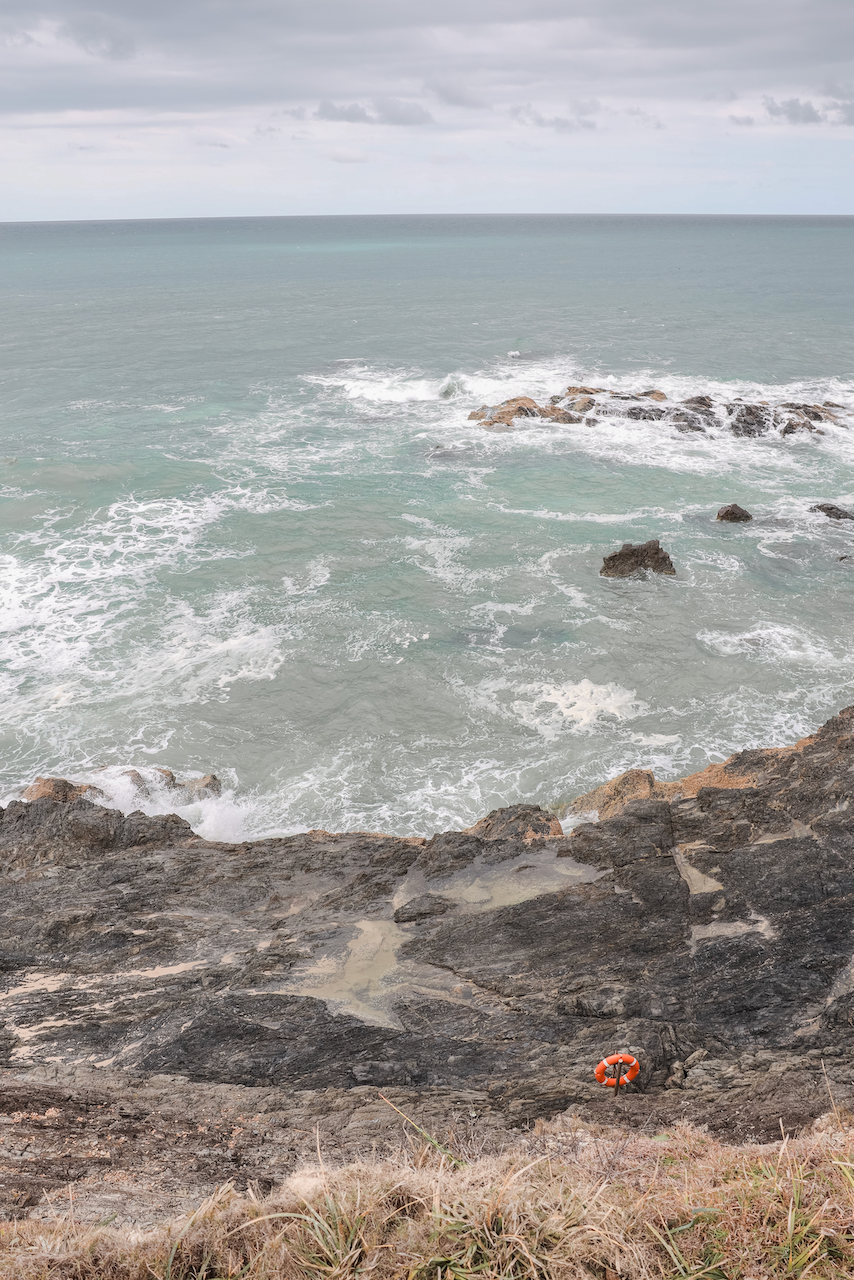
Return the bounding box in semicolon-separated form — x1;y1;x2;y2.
1;214;853;840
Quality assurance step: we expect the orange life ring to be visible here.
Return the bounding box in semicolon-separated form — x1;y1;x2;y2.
594;1053;640;1087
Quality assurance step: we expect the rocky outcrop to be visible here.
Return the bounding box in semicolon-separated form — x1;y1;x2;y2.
2;707;854;1211
22;777;105;804
717;503;753;522
468;397;581;430
810;503;854;521
600;539;676;577
466;387;851;441
464;804;563;842
727;402;771;437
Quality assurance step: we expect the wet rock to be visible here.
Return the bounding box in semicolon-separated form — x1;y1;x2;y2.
122;769;151;798
539;406;583;424
717;503;753;523
22;777;106;804
469;396;580;430
669;410;707;434
681;395;714;410
567;768;675;821
727;403;771;437
600;539;676;577
626;404;666;421
179;774;223;801
564;385;606;396
3;705;854;1193
393;894;454;923
810;503;854;521
641;390;667;401
465;804;563;842
566;395;596;413
781;415;821;436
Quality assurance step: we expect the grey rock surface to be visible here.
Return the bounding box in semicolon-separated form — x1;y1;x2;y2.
2;707;854;1214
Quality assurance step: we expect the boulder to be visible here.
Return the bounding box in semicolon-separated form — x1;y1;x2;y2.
469;396;582;430
600;539;676;577
564;385;606;395
717;504;753;523
179;774;223;801
567;768;675;821
681;395;714;410
566;395;596;413
810;503;854;521
22;777;106;804
465;804;563;843
640;389;668;401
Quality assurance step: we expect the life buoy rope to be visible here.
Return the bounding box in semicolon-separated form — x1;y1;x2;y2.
594;1053;640;1087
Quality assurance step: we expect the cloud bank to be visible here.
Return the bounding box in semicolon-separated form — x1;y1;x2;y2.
0;0;851;217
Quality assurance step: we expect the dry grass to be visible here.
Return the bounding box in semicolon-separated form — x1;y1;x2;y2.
3;1112;854;1279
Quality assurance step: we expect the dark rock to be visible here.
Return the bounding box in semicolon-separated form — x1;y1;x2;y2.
3;705;854;1206
727;403;771;437
717;504;753;523
600;539;676;577
681;395;714;410
626;405;666;421
464;804;562;842
810;503;854;521
668;410;707;434
393;894;454;923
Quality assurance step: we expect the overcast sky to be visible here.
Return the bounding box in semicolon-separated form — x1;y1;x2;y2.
1;0;852;219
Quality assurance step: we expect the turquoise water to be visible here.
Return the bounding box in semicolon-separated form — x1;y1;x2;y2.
1;215;853;838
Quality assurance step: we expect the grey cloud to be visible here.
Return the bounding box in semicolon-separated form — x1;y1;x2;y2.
625;106;664;129
0;1;852;128
315;100;373;123
314;97;432;125
764;96;825;123
729;114;754;125
829;100;854;124
512;103;597;132
60;15;135;60
427;80;488;109
373;97;433;125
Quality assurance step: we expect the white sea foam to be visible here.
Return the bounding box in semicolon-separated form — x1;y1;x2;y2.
696;624;838;668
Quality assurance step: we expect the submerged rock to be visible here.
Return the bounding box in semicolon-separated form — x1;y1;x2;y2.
810;503;854;521
717;503;753;522
600;539;676;577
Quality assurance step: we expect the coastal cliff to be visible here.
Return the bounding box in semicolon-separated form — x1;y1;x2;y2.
2;705;854;1218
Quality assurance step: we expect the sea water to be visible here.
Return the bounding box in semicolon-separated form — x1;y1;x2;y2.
1;215;853;840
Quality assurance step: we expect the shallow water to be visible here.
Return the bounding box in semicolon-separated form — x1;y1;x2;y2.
1;215;853;839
